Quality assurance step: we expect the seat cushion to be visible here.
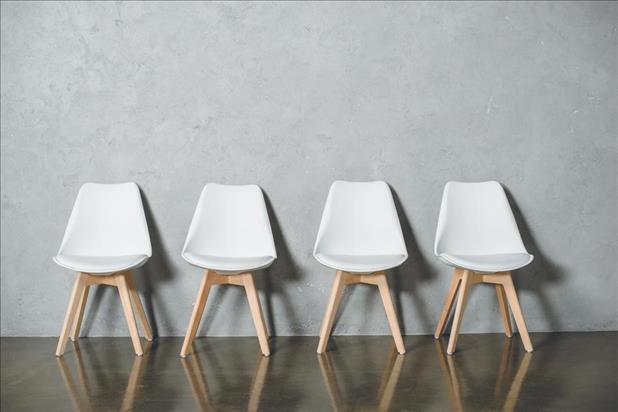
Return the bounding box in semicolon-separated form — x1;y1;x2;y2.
182;252;275;273
53;254;149;274
438;253;533;272
314;253;407;273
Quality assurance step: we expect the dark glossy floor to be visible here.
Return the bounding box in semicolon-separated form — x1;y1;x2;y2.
1;333;617;411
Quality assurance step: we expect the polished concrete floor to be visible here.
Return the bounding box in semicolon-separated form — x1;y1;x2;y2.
1;333;616;411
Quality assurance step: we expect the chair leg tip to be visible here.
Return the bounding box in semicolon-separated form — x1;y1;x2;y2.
447;351;454;356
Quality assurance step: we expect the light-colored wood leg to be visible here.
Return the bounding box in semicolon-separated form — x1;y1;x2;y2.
447;270;473;355
242;273;271;356
116;274;143;356
56;273;87;356
375;273;406;355
501;274;533;352
69;285;90;341
434;269;462;339
125;272;153;342
496;284;513;338
317;270;347;354
248;354;270;412
180;270;213;358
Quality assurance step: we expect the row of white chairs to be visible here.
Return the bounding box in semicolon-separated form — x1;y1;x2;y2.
54;180;534;358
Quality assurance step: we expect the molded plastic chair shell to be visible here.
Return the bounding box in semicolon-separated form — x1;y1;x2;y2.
182;183;277;274
313;181;408;273
434;181;533;272
54;182;152;274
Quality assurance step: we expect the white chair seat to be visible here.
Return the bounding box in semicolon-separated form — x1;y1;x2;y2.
53;254;149;274
315;253;408;273
437;253;533;273
182;252;275;273
313;181;409;274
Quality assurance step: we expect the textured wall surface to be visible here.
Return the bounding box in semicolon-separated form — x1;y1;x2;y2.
2;2;617;337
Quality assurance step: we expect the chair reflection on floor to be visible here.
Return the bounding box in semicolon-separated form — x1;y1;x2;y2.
181;350;270;412
56;341;151;411
435;338;532;412
318;345;405;412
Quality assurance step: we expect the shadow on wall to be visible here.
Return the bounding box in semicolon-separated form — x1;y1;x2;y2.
82;188;175;338
504;187;564;342
135;189;176;338
260;193;302;344
390;187;437;336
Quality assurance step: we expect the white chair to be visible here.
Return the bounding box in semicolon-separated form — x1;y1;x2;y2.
54;182;153;357
180;184;276;358
314;181;408;355
433;181;534;354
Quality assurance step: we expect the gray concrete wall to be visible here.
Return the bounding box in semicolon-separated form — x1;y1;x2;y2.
2;1;617;337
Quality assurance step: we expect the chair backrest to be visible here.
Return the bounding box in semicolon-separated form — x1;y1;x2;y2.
313;181;408;257
58;182;152;257
182;184;277;258
434;181;528;256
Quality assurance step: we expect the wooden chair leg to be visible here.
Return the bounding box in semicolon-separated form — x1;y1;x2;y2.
446;270;473;355
496;284;513;338
242;273;271;356
434;269;462;338
116;274;144;356
375;273;406;355
56;273;88;356
317;270;347;354
125;272;154;341
180;270;213;358
70;285;90;341
501;274;533;352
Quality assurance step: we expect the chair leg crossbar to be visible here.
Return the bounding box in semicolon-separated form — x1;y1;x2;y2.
317;270;406;355
434;268;533;355
56;270;153;357
180;269;271;358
